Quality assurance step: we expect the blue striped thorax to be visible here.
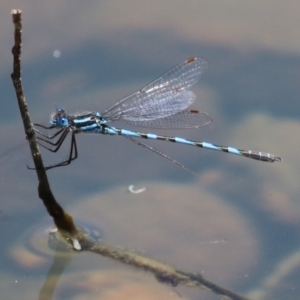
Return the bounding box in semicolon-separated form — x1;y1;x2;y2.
49;109;104;133
71;112;104;133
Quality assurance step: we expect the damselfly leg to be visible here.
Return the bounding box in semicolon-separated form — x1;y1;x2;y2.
29;124;78;170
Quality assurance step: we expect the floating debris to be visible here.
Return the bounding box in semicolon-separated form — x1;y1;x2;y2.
128;185;146;194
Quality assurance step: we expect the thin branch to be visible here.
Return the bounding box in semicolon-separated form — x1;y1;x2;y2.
10;9;78;237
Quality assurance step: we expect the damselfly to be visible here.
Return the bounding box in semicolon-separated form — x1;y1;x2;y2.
33;57;281;172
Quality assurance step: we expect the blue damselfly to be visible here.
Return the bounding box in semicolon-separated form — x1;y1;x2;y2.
33;57;281;172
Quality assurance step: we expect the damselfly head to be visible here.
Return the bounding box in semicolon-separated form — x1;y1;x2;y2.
50;108;69;127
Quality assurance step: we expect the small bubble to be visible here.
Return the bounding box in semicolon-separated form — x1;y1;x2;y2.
53;50;61;58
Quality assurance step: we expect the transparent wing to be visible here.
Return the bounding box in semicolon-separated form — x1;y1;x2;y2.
102;57;209;128
119;90;196;123
125;110;212;129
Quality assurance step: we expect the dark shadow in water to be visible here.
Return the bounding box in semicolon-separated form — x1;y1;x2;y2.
38;240;72;300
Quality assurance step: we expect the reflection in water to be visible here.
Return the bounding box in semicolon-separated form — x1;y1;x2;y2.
39;240;73;300
8;220;103;268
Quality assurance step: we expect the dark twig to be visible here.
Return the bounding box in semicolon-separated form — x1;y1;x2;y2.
10;9;250;300
10;9;78;239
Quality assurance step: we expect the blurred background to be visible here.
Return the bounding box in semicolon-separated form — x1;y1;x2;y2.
0;1;299;299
